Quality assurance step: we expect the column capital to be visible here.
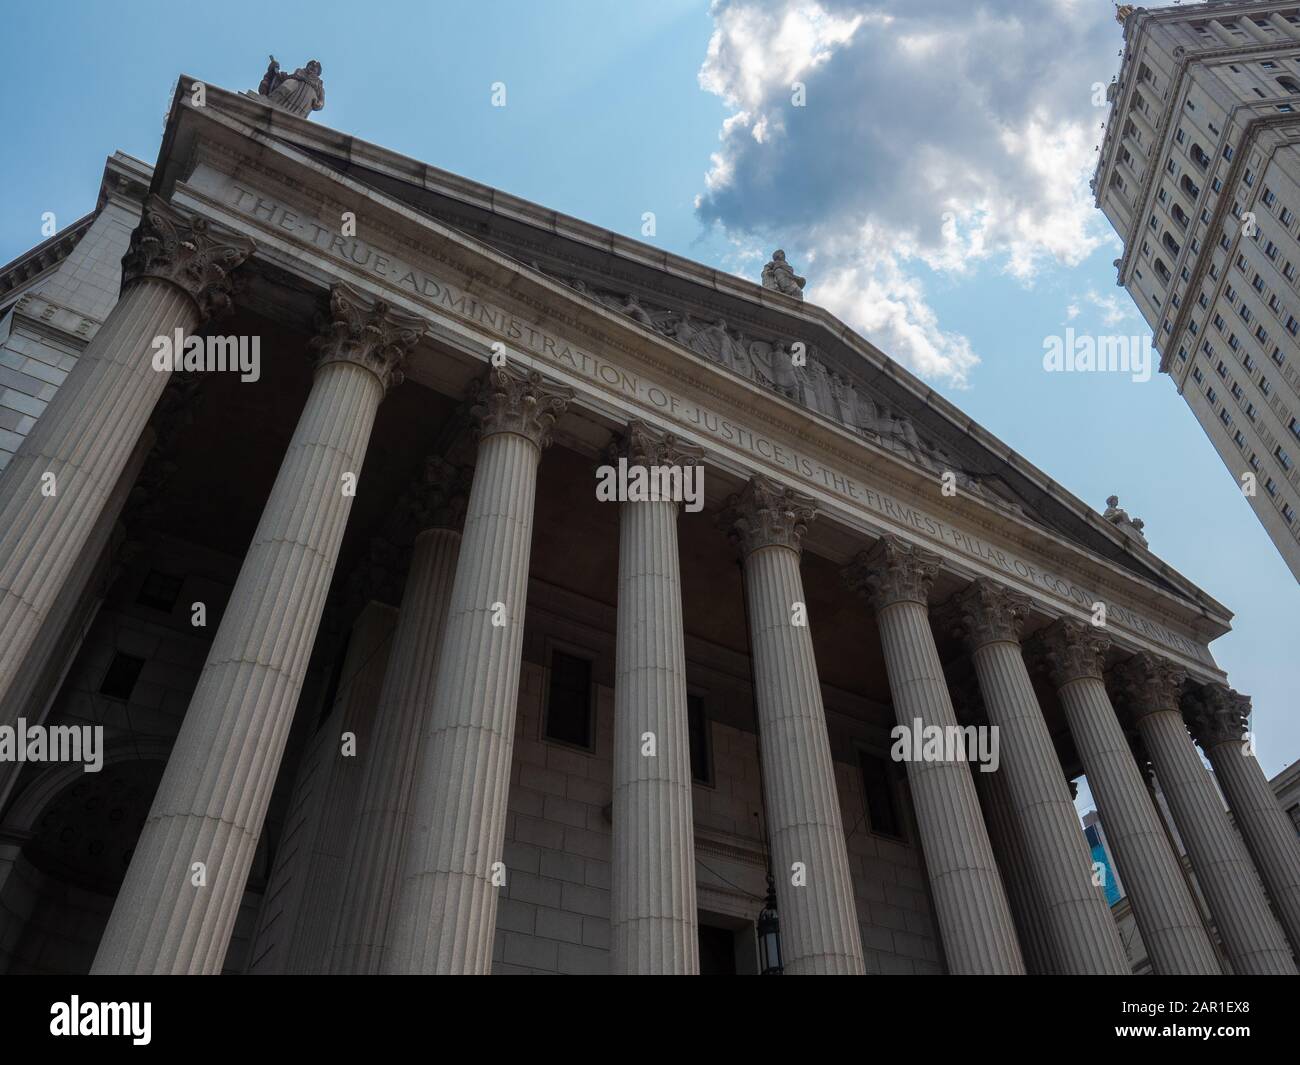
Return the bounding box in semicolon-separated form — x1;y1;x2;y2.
943;578;1030;650
720;475;815;557
310;282;424;393
610;419;704;470
1184;685;1251;749
1109;652;1187;720
393;456;473;539
1028;618;1110;688
842;534;940;611
121;195;255;321
470;366;573;448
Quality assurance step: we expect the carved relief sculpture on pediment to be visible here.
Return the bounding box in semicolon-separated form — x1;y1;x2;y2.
548;268;1028;519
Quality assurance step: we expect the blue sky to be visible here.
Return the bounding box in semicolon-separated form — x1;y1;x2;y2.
1;1;1295;790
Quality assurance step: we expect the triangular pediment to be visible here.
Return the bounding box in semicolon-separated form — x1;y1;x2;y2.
151;79;1230;626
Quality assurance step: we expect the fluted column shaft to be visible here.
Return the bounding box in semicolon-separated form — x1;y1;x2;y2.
612;499;698;973
91;284;419;974
0;280;193;702
387;368;571;974
1190;687;1300;960
1137;708;1295;973
0;198;251;715
847;540;1023;974
282;600;398;972
972;641;1128;973
611;422;701;974
1036;623;1220;974
725;477;864;974
330;526;461;973
971;762;1055;974
952;581;1129;974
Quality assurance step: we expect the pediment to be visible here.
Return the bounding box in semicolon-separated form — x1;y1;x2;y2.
152;81;1229;622
294;150;1193;595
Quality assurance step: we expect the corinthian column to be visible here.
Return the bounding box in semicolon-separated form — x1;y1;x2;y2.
1030;621;1220;974
1187;686;1300;960
1112;655;1295;974
92;283;422;974
846;541;1023;975
387;367;572;974
329;458;470;973
722;476;864;975
610;421;703;974
946;580;1128;974
0;195;253;714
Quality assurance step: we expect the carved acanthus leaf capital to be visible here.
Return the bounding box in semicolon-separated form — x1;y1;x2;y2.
1185;685;1251;749
121;195;255;320
390;455;473;540
470;366;573;449
1029;618;1110;688
611;419;704;471
842;534;940;611
945;578;1030;649
720;475;815;556
1109;653;1187;719
310;282;424;393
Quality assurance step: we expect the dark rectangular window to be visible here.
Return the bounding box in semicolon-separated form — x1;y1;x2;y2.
545;650;593;748
100;652;146;701
859;750;902;839
687;693;712;785
136;570;184;613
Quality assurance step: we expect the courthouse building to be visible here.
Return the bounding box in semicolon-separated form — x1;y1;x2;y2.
0;63;1298;976
1096;1;1300;580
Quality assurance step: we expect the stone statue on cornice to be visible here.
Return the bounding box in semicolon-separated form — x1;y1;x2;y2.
761;250;806;300
258;56;325;118
1103;494;1148;546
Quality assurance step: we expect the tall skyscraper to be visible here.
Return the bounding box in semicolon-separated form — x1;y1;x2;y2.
1096;2;1300;580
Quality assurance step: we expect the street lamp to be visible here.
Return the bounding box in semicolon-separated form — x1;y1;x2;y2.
757;873;783;974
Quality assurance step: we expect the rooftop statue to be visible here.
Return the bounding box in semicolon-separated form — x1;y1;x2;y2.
761;249;806;300
258;56;325;118
1103;494;1148;547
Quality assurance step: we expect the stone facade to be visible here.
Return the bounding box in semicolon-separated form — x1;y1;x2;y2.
0;71;1295;976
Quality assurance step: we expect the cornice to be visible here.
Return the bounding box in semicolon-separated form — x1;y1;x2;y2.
166;80;1227;611
0;214;94;306
154;86;1235;656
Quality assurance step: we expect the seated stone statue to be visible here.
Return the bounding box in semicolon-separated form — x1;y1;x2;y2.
761;250;806;300
1102;494;1149;546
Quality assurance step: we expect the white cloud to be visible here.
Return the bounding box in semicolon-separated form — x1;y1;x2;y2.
695;0;1125;387
1084;288;1137;327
